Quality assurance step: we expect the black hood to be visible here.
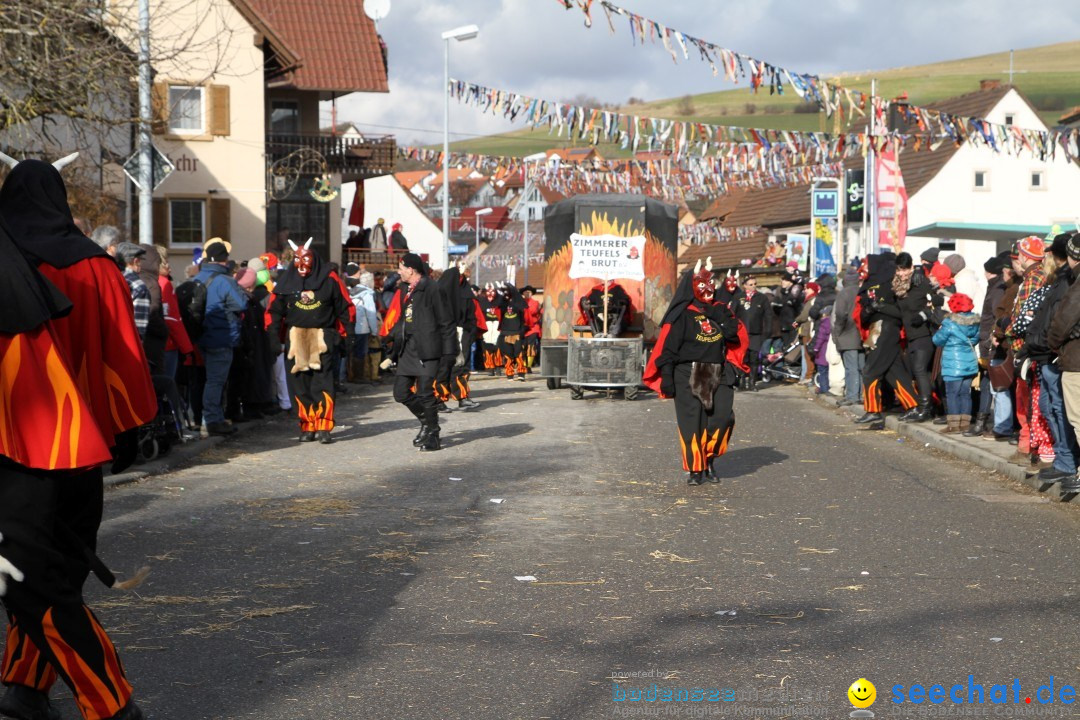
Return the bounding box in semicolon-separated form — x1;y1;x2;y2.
861;252;897;292
658;268;696;327
438;267;463;324
0;215;72;333
0;160;108;268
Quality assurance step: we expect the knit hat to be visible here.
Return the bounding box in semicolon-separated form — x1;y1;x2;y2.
235;267;256;290
345;261;360;276
1016;236;1045;261
399;252;425;275
391;223;402;232
260;252;280;270
920;247;940;264
247;257;266;273
805;281;821;298
942;254;966;274
205;241;229;263
1067;234;1080;262
948;293;974;313
1050;232;1072;261
983;256;1005;274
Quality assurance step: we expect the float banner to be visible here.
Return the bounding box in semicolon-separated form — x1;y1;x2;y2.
568;233;646;281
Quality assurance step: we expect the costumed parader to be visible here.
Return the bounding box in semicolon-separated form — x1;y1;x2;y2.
497;284;528;381
434;264;483;411
265;238;353;444
577;280;634;336
521;285;542;372
644;258;749;486
0;153;157;720
853;253;919;430
387;253;455;451
477;284;504;374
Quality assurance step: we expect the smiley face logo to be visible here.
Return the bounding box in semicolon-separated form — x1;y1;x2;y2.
848;678;876;709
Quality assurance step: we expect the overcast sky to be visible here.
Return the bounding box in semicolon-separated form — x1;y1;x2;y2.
328;0;1080;148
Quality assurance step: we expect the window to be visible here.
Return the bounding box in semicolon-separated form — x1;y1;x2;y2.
974;170;989;190
170;199;205;246
1004;114;1015;126
270;101;300;134
940;240;956;252
168;85;204;134
1031;171;1045;190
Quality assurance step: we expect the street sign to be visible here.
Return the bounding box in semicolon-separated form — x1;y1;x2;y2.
448;244;469;255
845;169;865;222
811;188;839;218
122;145;174;191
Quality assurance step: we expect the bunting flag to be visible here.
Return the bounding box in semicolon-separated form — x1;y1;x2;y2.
557;2;1080;162
876;144;908;252
680;224;764;245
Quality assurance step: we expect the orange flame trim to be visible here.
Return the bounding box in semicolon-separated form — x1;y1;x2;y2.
103;361;149;430
45;345;82;468
0;335;20;458
42;608;123;719
296;392;336;432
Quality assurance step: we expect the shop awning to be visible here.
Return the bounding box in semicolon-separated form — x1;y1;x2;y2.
907;222;1053;242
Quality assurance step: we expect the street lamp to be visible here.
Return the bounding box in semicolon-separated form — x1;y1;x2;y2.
442;23;479;270
474;207;493;284
520;151;546;285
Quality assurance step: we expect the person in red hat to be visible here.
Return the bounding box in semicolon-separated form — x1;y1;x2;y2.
389;223;409;253
932;293;980;434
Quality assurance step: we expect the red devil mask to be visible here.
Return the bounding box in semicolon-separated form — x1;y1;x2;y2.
723;272;739;294
289;238;315;277
858;257;870;282
693;267;716;304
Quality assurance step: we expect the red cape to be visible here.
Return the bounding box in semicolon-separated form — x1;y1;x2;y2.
642;302;749;398
379;288;403;337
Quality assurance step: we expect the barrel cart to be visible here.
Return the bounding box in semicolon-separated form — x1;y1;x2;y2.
539;194;678;400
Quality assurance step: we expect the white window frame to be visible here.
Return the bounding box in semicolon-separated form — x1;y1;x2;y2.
168;85;205;135
168;198;206;248
1030;170;1046;191
973;170;990;192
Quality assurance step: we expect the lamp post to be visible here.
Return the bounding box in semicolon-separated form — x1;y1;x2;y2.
520;152;546;286
474;207;492;284
441;24;479;270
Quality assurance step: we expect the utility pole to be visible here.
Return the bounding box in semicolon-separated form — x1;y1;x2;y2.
138;0;152;244
868;78;879;254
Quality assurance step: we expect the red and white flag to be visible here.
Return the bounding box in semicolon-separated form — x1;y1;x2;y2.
876;142;908;251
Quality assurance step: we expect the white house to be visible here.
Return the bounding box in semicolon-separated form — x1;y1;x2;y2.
359;174;445;264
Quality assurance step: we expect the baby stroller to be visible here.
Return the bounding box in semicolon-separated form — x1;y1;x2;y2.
136;374;186;462
762;338;804;382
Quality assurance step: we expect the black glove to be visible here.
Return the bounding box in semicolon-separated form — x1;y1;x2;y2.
660;381;675;398
931;293;945;309
110;428;138;475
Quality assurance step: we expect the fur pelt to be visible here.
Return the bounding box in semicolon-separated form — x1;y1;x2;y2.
864;319;883;351
690;361;724;411
288;326;328;373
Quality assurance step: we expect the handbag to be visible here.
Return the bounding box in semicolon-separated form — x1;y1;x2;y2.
987;348;1015;391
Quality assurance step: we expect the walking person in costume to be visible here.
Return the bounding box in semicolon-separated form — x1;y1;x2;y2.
893;253;936;423
735;274;771;391
434;265;482;411
386;253;455;451
522;286;542;372
853;253;919;430
0;154;157;720
477;284;503;374
643;258;749;486
497;284;529;381
266;239;352;444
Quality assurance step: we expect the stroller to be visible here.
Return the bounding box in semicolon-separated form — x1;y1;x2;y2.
136;374;186;463
762;338;804;382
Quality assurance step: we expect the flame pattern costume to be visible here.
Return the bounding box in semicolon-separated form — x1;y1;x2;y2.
497;285;529;380
644;260;749;485
0;159;156;720
434;267;485;407
265;241;352;443
477;286;504;372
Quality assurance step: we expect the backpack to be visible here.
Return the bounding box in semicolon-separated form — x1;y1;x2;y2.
176;274;219;342
1024;283;1065;359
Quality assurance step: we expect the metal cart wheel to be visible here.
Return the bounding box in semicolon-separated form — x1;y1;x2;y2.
624;384;639;401
570;385;584;400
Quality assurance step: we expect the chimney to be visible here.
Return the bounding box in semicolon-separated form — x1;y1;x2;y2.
980;79;1002;91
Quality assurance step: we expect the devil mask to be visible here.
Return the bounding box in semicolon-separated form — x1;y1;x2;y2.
294;246;314;277
723;272;739;295
693;267;716;304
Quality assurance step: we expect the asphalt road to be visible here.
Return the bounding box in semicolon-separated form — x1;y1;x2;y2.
53;376;1080;719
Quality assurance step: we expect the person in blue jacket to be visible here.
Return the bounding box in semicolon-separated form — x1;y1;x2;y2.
932;292;980;435
193;241;249;436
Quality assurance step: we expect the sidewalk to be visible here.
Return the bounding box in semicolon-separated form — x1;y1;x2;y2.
804;385;1078;503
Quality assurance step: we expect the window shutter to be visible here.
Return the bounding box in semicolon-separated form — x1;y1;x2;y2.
209;197;231;241
210;85;230;137
153;198;168;245
151;82;169;134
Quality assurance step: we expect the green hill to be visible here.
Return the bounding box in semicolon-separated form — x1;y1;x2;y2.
444;40;1080;159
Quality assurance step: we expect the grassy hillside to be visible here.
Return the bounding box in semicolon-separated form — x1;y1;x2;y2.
443;40;1080;158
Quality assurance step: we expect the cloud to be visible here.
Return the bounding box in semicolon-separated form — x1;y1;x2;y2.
331;0;1080;147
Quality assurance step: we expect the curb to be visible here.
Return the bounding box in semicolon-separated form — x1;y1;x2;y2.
104;435;226;488
807;389;1077;503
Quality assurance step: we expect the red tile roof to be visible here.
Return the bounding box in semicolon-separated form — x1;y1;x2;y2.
241;0;388;93
394;170;433;190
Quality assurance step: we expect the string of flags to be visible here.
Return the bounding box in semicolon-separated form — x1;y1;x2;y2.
479;253;546;269
680;224;764;246
450;78;1079;164
556;1;1080;161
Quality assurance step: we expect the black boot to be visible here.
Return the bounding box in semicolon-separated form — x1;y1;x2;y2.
413;424;429;447
299;431;316;442
687;471;704;486
458;398;480;410
706;458;721;483
853;412;883;425
0;685;62;720
437;401;453;413
317;430;333;444
898;407;919;422
963;412;988;437
420;427;441;451
906;404;933;423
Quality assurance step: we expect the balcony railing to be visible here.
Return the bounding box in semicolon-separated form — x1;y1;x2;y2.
266;133;396;178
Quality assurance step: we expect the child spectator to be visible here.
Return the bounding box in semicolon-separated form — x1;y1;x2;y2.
933;293;980;434
811;305;832;395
